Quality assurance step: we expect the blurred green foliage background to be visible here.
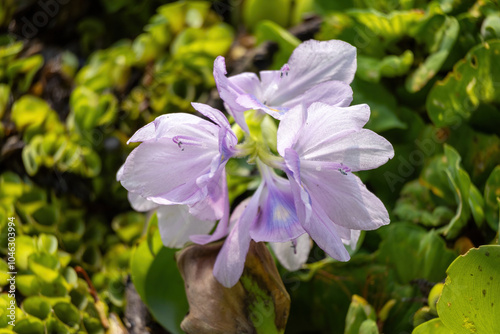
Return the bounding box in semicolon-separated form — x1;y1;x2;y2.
0;0;499;333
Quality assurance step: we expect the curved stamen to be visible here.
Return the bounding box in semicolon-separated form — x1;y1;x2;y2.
172;135;204;151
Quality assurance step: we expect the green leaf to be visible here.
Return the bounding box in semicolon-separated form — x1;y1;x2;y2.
406;16;459;92
11;96;53;131
28;253;60;283
53;302;81;329
111;211;145;244
359;319;379;334
37;234;58;254
15;236;37;271
484;166;500;231
243;0;291;31
22;296;52;320
437;245;500;333
130;231;188;334
427;41;500;130
0;84;10;119
344;295;376;334
412;318;453;333
7;54;43;92
45;317;70;334
377;222;458;284
17;275;41;296
351;78;406;132
12;317;44;334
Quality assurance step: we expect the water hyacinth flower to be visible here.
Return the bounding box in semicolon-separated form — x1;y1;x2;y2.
277;102;394;261
117;102;237;221
118;38;394;290
117;168;216;248
214;40;356;131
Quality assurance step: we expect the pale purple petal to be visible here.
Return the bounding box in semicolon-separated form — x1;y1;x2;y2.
249;163;306;242
270;233;311;271
157;205;216;249
303;129;394;172
300;166;390;231
191;102;232;131
213;56;250;132
235;94;288;120
190;175;231;244
265;40;356;106
282;80;353;109
213;184;264;287
228;72;262;98
128;113;212;144
127;192;160;212
120;138;216;205
278;103;369;155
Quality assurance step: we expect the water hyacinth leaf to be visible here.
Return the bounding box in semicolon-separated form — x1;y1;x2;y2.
7;54;43;92
344;295;376;334
242;0;291;31
11;96;53;131
255;20;301;70
22;296;52;320
412;318;453;334
427;41;500;129
12;317;44;334
53;302;81;329
0;259;9;286
111;211;145;244
406;16;459;92
377;222;457;284
357;50;414;82
170;24;234;58
37;234;58;255
0;83;9;118
177;241;290;334
28;252;60;283
481;13;500;40
359;319;379;334
351;78;406;133
437;245;500;333
484;166;500;231
15;236;37;271
45;318;70;334
130;231;188;334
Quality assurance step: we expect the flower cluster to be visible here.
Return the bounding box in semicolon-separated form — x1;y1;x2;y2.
118;40;394;287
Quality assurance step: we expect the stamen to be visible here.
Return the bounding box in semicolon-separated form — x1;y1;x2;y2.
291;239;297;255
280;63;290;79
172;135;204;151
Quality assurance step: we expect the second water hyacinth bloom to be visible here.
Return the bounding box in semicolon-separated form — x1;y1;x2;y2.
118;38;394;289
214;39;356;131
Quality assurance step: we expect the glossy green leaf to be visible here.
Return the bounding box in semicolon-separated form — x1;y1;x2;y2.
7;54;43;92
53;302;81;328
406;15;459;92
0;84;9;119
130;231;188;334
437;245;500;333
17;275;41;296
243;0;291;31
484;166;500;231
427;41;500;129
111;211;144;244
377;222;457;284
351;78;406;132
12;317;44;334
412;318;453;334
22;296;51;320
344;295;376;334
11;96;53;131
28;253;60;283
